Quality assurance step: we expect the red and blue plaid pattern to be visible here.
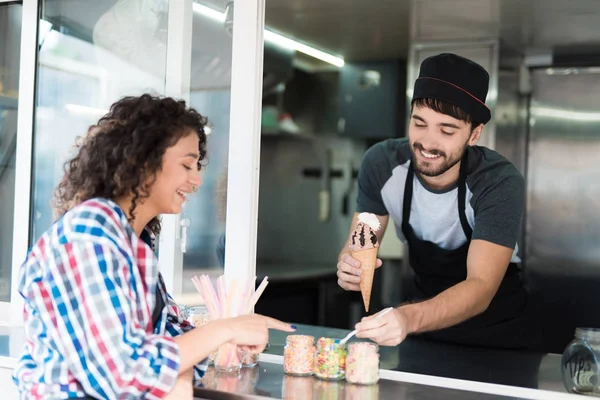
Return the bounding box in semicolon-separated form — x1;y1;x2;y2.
13;198;206;399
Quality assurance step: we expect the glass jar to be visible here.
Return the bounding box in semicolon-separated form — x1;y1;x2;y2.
215;343;242;374
345;342;380;385
186;305;218;365
186;305;210;327
314;337;346;381
284;335;316;376
562;327;600;395
238;348;259;368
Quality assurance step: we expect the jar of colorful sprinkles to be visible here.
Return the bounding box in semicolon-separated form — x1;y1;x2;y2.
314;337;347;381
284;335;315;376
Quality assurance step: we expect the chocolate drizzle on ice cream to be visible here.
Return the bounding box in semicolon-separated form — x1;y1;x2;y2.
349;222;379;251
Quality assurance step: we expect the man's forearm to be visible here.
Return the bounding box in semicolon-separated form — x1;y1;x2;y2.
401;278;495;334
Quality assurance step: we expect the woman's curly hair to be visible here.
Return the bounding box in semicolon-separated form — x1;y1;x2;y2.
53;93;208;236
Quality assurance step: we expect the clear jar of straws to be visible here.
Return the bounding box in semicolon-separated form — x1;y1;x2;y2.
191;274;271;370
215;343;242;374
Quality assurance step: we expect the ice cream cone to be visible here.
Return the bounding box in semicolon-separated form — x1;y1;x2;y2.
352;247;378;312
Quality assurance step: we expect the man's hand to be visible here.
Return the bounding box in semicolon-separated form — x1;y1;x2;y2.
337;253;383;291
354;307;408;346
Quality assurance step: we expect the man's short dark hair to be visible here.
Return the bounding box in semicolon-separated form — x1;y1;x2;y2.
412;97;481;131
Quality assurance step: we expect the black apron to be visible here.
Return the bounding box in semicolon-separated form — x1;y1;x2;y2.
401;153;540;350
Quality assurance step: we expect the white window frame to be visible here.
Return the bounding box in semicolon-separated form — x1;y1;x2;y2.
157;0;194;297
159;0;266;293
1;0;39;325
222;0;265;284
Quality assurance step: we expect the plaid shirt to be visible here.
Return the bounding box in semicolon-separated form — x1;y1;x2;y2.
13;198;207;399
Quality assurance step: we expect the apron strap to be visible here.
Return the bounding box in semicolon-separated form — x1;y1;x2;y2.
401;161;415;237
457;151;473;240
402;151;472;240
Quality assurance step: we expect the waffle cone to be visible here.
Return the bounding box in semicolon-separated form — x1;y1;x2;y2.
352;247;378;312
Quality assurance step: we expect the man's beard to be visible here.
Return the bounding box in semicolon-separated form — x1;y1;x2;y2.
411;141;468;177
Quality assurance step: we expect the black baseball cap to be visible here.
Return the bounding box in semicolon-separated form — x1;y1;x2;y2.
412;53;491;125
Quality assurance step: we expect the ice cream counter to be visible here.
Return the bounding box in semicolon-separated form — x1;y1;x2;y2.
193;324;578;400
0;324;576;399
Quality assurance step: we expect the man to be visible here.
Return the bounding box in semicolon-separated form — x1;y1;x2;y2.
337;53;540;350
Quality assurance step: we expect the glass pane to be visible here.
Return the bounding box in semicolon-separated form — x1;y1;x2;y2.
31;0;169;241
0;3;22;301
255;5;358;330
180;2;233;300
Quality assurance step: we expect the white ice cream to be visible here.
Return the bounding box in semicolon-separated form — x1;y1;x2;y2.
357;212;381;232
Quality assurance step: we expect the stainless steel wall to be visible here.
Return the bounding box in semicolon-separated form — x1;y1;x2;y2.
526;68;600;272
493;68;529;259
495;69;528;175
256;136;365;265
525;68;600;352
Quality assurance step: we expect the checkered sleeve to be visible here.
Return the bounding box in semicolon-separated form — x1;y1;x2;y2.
162;285;208;382
50;240;181;399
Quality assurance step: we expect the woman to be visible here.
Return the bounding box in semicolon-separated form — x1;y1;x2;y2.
13;94;294;399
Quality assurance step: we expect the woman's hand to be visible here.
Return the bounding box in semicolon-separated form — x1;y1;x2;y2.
164;368;193;400
226;314;296;353
174;313;295;373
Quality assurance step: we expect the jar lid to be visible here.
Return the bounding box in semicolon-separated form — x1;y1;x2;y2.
188;305;209;314
316;337;346;349
575;327;600;342
286;335;315;345
348;341;379;353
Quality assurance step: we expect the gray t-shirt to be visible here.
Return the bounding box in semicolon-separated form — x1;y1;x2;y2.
357;138;524;263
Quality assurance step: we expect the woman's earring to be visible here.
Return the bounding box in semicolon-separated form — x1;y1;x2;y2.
192;185;198;193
